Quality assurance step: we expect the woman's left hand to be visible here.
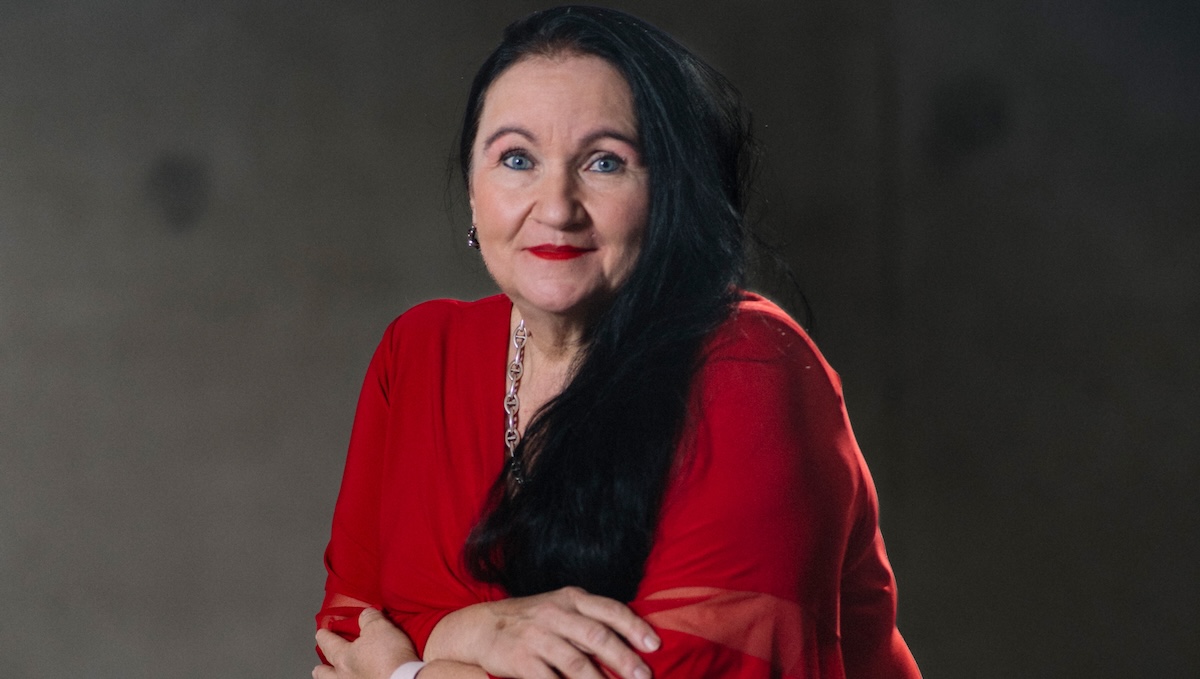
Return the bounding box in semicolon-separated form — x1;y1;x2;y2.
424;586;658;679
314;608;420;679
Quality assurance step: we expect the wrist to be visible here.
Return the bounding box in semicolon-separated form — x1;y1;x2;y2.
423;603;484;664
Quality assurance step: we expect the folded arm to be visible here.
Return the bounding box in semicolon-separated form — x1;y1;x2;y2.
318;306;919;678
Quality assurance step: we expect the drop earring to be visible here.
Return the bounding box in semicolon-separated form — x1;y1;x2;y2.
467;224;480;249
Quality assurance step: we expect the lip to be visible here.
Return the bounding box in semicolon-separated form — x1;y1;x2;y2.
526;244;595;260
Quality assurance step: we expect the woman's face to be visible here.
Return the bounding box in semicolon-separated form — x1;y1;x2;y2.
470;54;649;324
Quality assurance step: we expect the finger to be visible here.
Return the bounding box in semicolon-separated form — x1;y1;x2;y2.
312;664;335;679
551;613;650;679
570;591;660;653
315;629;348;664
358;607;385;631
535;633;609;679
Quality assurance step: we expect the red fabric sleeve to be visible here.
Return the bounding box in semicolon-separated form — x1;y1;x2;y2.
315;322;396;661
316;299;509;658
315;296;918;677
315;315;462;655
624;301;920;678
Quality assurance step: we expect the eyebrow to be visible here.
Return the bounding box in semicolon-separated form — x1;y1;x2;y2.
482;126;535;152
481;126;640;152
581;128;640;150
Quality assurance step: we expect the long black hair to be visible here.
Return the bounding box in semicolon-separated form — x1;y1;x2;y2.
462;6;758;602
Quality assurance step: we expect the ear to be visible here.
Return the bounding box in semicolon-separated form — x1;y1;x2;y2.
468;191;476;222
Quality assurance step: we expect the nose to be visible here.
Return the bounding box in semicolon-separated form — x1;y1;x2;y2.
530;166;585;230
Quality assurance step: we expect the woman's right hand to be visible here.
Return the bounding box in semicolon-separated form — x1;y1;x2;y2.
424;586;660;679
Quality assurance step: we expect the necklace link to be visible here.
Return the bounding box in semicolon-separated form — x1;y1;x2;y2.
504;320;528;486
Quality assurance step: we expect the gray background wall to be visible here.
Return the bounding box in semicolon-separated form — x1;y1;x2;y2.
1;1;1196;677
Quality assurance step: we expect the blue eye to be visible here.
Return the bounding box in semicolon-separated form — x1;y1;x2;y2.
501;152;532;170
589;155;622;173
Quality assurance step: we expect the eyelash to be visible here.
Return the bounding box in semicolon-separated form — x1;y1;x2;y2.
500;149;533;170
587;153;625;173
497;149;627;173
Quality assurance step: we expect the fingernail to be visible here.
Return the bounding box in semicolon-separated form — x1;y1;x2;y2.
635;666;651;679
643;634;660;651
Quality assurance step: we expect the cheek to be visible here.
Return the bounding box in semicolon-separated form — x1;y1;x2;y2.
476;244;511;291
471;181;527;232
605;199;649;276
616;192;650;248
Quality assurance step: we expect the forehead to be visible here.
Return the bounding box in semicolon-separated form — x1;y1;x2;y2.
477;53;638;140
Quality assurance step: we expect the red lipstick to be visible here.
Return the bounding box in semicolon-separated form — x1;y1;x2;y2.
527;244;593;260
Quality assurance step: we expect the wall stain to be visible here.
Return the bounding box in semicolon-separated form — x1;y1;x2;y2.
145;152;210;230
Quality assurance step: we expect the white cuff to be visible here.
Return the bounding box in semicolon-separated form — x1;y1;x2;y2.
389;661;427;679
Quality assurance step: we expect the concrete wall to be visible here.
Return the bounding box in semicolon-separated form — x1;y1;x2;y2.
2;1;1195;676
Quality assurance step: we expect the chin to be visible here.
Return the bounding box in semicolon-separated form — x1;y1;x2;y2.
515;285;610;320
523;297;592;318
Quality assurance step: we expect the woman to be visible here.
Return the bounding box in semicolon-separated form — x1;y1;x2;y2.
315;6;920;679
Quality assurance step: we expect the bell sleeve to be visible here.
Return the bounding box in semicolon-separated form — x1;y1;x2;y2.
627;308;920;678
315;321;396;642
315;305;497;657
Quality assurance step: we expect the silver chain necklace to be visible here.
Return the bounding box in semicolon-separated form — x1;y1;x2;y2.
503;320;528;485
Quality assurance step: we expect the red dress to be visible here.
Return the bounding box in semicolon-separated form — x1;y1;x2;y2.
317;293;920;678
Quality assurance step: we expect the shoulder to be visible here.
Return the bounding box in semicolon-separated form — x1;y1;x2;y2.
363;295;509;388
655;295;870;595
388;294;509;333
702;292;842;399
687;291;861;495
380;294;510;349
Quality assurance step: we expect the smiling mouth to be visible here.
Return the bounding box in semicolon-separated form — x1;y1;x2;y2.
526;245;595;260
